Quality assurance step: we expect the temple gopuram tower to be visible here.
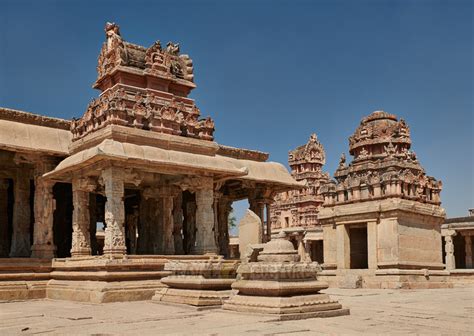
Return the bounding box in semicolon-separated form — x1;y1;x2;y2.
271;134;329;262
319;111;447;289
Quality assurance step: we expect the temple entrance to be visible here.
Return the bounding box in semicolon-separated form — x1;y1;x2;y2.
349;225;368;269
310;240;324;264
53;183;73;258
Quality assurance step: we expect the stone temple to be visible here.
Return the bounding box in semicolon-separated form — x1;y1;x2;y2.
0;23;472;318
0;23;301;302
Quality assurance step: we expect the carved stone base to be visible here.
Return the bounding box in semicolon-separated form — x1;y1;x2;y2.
153;287;232;307
0;281;48;301
223;293;350;320
47;279;166;303
318;269;453;289
71;247;92;258
31;244;56;259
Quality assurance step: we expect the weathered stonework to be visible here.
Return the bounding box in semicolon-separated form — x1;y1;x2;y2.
9;168;31;257
102;167;127;257
153;257;238;307
272;134;329;230
71;177;95;257
318;111;447;288
223;232;349;320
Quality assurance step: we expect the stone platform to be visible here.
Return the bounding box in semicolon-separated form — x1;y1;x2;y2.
1;288;472;335
153;258;238;307
319;268;454;289
0;255;216;303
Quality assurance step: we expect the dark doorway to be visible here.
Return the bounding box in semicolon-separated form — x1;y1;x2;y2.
53;183;73;258
349;226;368;269
454;234;466;269
311;240;324;264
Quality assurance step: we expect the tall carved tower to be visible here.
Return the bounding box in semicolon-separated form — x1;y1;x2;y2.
71;22;215;144
271;134;329;230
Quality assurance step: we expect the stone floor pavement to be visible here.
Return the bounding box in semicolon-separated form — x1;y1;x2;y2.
1;288;473;335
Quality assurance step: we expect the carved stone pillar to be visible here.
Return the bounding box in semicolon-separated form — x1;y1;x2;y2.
71;177;94;257
31;179;56;258
443;230;456;270
173;191;184;255
192;177;217;254
138;193;157;254
102;167;126;256
0;179;10;257
31;159;57;258
465;234;472;269
10;169;31;257
160;186;175;255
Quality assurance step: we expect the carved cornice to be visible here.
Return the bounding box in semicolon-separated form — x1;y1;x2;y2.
0;107;70;130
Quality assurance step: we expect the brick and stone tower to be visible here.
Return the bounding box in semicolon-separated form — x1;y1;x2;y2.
271;134;329;230
318;111;446;288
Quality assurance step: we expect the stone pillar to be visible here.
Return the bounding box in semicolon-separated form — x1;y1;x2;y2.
125;207;139;254
31;179;56;258
367;220;378;269
173;191;184;255
10;169;31;257
161;188;174;255
443;230;456;270
465;234;472;269
336;224;350;269
0;179;10;257
102;167;126;256
217;196;232;257
31;159;57;258
265;202;272;242
71;177;94;257
296;235;306;261
373;184;381;198
250;198;266;241
138;193;157;254
89;194;98;255
193;177;217;254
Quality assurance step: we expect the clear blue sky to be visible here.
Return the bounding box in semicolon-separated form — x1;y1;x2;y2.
1;0;472;220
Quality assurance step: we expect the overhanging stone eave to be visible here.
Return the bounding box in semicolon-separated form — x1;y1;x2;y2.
44;140;248;182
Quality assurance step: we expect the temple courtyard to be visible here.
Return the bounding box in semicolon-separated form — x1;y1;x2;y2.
1;287;472;335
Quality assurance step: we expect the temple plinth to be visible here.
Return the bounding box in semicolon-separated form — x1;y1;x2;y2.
223;232;349;320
